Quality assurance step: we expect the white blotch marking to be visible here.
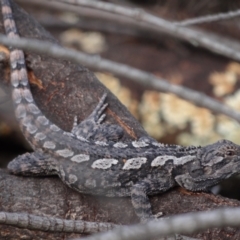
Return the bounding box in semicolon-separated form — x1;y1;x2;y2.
34;132;46;140
69;174;78;184
95;141;108;146
132;141;149;148
76;136;89;142
2;5;11;15
15;104;26;119
10;50;24;71
122;157;147;170
56;149;74;158
63;132;74;137
151;156;173;167
27;124;38;134
113;142;128;148
71;154;90;163
10;71;19;87
10;69;28;87
151;155;195;167
50;124;60;132
22;89;33;102
204;156;224;166
10;61;17;71
37;116;49;126
10;49;24;64
19;68;28;86
27;103;40;114
43;141;56;149
12;88;22;103
59;166;65;179
101;180;121;188
151;142;165;148
11;68;28;87
175;156;195;165
85;179;96;188
22;116;32;127
92;159;118;169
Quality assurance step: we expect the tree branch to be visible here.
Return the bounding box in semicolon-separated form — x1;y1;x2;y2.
49;0;240;61
0;34;239;122
75;207;240;240
175;9;240;26
16;0;240;61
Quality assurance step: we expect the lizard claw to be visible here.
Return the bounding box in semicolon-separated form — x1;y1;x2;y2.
153;212;163;219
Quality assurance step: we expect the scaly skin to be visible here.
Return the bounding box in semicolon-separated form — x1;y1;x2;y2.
2;0;240;222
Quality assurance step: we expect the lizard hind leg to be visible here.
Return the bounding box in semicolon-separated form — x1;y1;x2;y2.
8;152;58;176
71;93;124;142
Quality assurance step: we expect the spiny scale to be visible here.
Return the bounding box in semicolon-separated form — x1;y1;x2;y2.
3;0;240;222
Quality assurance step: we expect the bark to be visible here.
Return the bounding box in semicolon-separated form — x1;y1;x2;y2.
0;1;240;239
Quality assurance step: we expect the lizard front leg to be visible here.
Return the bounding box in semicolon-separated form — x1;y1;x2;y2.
175;172;230;192
131;178;175;222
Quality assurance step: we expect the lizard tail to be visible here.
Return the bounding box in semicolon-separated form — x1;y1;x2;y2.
0;0;63;149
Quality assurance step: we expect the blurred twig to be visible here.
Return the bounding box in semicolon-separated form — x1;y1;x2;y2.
176;9;240;26
73;207;240;240
0;35;240;122
16;0;240;61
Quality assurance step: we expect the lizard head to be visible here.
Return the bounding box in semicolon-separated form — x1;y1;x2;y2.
175;139;240;191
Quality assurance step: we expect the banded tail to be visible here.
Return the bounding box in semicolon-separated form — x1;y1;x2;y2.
1;0;65;150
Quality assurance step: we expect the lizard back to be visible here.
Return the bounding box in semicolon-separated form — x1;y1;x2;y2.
0;0;205;196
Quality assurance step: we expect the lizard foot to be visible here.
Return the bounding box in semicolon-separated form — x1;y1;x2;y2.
71;93;123;142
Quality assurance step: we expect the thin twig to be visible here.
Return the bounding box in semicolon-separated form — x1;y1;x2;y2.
176;9;240;26
0;211;117;233
17;0;138;26
72;207;240;240
17;0;240;61
55;0;240;60
38;17;141;37
0;35;240;122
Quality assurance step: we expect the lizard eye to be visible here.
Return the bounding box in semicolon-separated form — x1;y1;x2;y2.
226;151;234;156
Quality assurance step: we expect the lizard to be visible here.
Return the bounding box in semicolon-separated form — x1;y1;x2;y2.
2;0;240;225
